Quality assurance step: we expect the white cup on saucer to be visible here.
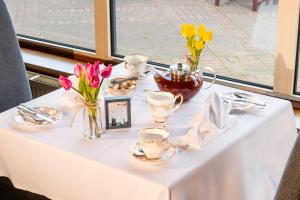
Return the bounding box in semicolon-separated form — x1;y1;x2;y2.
138;128;170;160
124;55;148;77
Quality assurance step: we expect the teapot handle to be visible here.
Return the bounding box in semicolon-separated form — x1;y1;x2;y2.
172;93;184;112
201;67;216;90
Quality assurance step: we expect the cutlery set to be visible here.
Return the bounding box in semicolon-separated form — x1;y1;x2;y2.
16;104;56;124
221;92;266;109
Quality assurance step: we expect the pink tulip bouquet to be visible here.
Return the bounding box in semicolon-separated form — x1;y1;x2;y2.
59;61;113;139
59;61;112;102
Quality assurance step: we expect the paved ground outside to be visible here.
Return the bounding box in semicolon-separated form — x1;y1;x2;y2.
5;0;280;86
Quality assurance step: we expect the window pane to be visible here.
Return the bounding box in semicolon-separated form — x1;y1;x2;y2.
5;0;95;50
112;0;279;86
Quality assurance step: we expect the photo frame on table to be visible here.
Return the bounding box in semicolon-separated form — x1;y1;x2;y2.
104;96;131;129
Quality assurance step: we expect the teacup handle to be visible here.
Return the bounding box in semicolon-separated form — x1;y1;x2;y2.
172;93;184;112
201;67;216;90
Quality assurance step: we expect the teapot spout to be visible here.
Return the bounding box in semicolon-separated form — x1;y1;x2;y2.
149;66;165;78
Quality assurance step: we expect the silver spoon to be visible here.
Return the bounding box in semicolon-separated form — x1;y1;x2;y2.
132;146;145;157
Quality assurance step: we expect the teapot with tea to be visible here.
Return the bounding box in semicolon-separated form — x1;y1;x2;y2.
153;63;216;101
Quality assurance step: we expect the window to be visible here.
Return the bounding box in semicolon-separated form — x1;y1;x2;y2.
112;0;279;87
5;0;300;101
5;0;95;51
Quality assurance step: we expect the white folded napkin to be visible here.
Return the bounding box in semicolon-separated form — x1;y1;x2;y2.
177;92;236;150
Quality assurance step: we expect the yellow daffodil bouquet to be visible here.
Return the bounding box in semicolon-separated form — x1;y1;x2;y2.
181;23;213;71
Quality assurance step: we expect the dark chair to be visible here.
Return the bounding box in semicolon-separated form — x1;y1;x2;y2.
0;0;31;113
274;135;300;200
214;0;278;12
0;2;48;199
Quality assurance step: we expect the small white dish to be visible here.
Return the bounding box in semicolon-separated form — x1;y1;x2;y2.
106;76;137;96
129;142;178;164
13;107;62;130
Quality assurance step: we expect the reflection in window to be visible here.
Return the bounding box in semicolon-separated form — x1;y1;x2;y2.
113;0;279;86
5;0;95;50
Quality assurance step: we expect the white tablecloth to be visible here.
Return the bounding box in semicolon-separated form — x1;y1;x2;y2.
0;66;297;200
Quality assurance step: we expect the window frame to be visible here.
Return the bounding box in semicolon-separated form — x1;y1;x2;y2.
293;11;300;96
273;0;300;97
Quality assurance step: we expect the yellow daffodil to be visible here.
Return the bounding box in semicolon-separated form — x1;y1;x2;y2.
181;24;189;37
181;23;213;71
187;24;196;38
195;40;204;50
198;24;206;38
204;31;213;42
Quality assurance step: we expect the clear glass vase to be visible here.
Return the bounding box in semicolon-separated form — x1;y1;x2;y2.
186;53;200;72
82;101;103;140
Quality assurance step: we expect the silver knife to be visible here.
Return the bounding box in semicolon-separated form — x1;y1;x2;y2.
19;104;52;117
17;104;56;124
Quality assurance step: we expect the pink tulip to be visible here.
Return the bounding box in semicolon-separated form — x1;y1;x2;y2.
93;61;101;75
85;63;94;80
59;75;72;90
74;63;83;78
89;75;100;88
100;64;113;78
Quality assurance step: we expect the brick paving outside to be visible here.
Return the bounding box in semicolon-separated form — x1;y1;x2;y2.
5;0;280;86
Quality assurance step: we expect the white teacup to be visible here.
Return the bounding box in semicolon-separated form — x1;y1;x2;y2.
124;55;148;77
138;128;170;160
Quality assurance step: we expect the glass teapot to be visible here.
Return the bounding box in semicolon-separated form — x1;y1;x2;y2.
153;63;216;101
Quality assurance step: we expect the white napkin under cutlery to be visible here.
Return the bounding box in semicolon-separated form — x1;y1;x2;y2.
177;92;236;150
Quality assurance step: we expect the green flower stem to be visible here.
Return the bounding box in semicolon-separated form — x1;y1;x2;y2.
88;114;93;133
92;115;100;132
87;106;100;134
72;87;80;94
99;78;104;87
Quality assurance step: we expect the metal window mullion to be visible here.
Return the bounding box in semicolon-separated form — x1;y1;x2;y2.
273;0;300;95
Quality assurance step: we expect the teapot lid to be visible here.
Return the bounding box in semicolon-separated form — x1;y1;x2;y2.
170;63;190;77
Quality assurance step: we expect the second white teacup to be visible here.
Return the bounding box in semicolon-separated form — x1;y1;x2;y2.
124;55;148;77
138;128;170;160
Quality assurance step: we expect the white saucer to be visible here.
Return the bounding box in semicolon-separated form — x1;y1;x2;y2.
129;142;178;164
